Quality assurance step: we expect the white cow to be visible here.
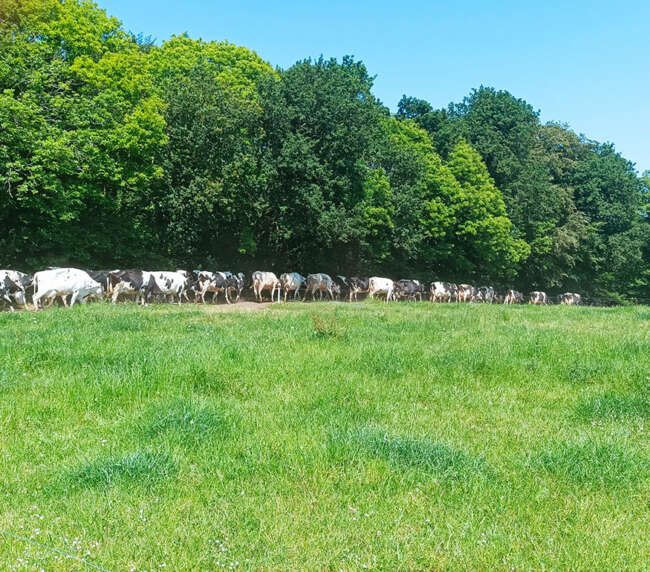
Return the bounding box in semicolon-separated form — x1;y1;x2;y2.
252;271;281;302
33;268;103;310
368;277;394;302
279;272;306;302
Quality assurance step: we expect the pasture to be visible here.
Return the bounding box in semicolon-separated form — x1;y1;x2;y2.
0;302;648;570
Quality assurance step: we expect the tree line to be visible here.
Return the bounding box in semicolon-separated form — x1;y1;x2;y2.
1;0;648;300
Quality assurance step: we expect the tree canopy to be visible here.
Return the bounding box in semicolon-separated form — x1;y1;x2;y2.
1;1;647;300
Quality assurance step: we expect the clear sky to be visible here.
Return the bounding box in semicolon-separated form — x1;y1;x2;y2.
101;0;649;174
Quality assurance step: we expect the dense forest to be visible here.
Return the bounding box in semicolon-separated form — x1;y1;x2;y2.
1;1;648;300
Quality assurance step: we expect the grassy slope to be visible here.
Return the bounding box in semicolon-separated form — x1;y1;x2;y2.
0;303;648;570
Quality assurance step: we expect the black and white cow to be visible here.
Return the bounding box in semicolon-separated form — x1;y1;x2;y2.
87;270;120;296
430;281;456;303
0;275;22;311
197;271;231;304
0;270;32;310
332;276;349;301
305;273;337;301
529;291;548;305
145;271;190;305
109;270;153;305
33;268;103;310
279;273;306;302
228;272;246;303
252;271;281;302
561;292;582;306
504;289;524;304
395;279;425;301
475;286;495;304
346;277;369;302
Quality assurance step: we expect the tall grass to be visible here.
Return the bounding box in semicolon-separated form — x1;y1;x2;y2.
0;303;648;569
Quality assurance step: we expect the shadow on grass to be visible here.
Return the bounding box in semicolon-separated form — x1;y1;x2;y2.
58;450;175;490
140;398;232;443
329;425;490;480
576;392;649;422
532;440;648;487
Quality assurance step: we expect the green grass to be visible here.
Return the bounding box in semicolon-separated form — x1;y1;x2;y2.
0;302;648;570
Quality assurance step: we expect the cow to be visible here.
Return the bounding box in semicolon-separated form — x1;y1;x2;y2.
346;277;369;302
109;270;153;305
457;284;476;303
252;271;281;302
227;272;246;303
504;289;524;305
395;279;425;301
430;281;456;303
529;291;548;305
561;292;582;306
33;268;103;310
279;272;306;302
196;271;231;304
86;270;118;295
0;275;22;311
305;273;337;301
197;271;245;304
145;271;190;305
475;286;495;304
0;270;32;310
332;276;350;301
368;277;394;302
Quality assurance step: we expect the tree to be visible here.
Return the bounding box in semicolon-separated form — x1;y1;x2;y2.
0;0;167;268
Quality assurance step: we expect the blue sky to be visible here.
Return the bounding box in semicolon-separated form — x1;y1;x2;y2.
101;0;649;173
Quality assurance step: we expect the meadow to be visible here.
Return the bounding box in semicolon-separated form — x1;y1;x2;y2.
0;302;648;570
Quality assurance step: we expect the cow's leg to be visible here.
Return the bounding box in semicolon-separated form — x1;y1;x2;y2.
68;290;79;307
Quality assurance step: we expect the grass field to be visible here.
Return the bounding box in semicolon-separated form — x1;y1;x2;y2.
0;302;648;570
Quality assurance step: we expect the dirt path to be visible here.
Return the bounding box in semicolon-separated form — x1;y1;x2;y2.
198;300;274;312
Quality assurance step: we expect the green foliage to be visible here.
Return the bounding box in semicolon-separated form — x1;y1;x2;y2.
0;1;646;300
407;87;648;298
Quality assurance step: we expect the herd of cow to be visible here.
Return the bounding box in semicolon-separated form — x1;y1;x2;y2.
0;267;583;312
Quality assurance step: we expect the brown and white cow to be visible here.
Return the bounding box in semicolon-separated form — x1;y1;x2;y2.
458;284;475;303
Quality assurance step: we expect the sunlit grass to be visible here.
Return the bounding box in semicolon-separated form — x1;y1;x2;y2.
0;302;648;569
